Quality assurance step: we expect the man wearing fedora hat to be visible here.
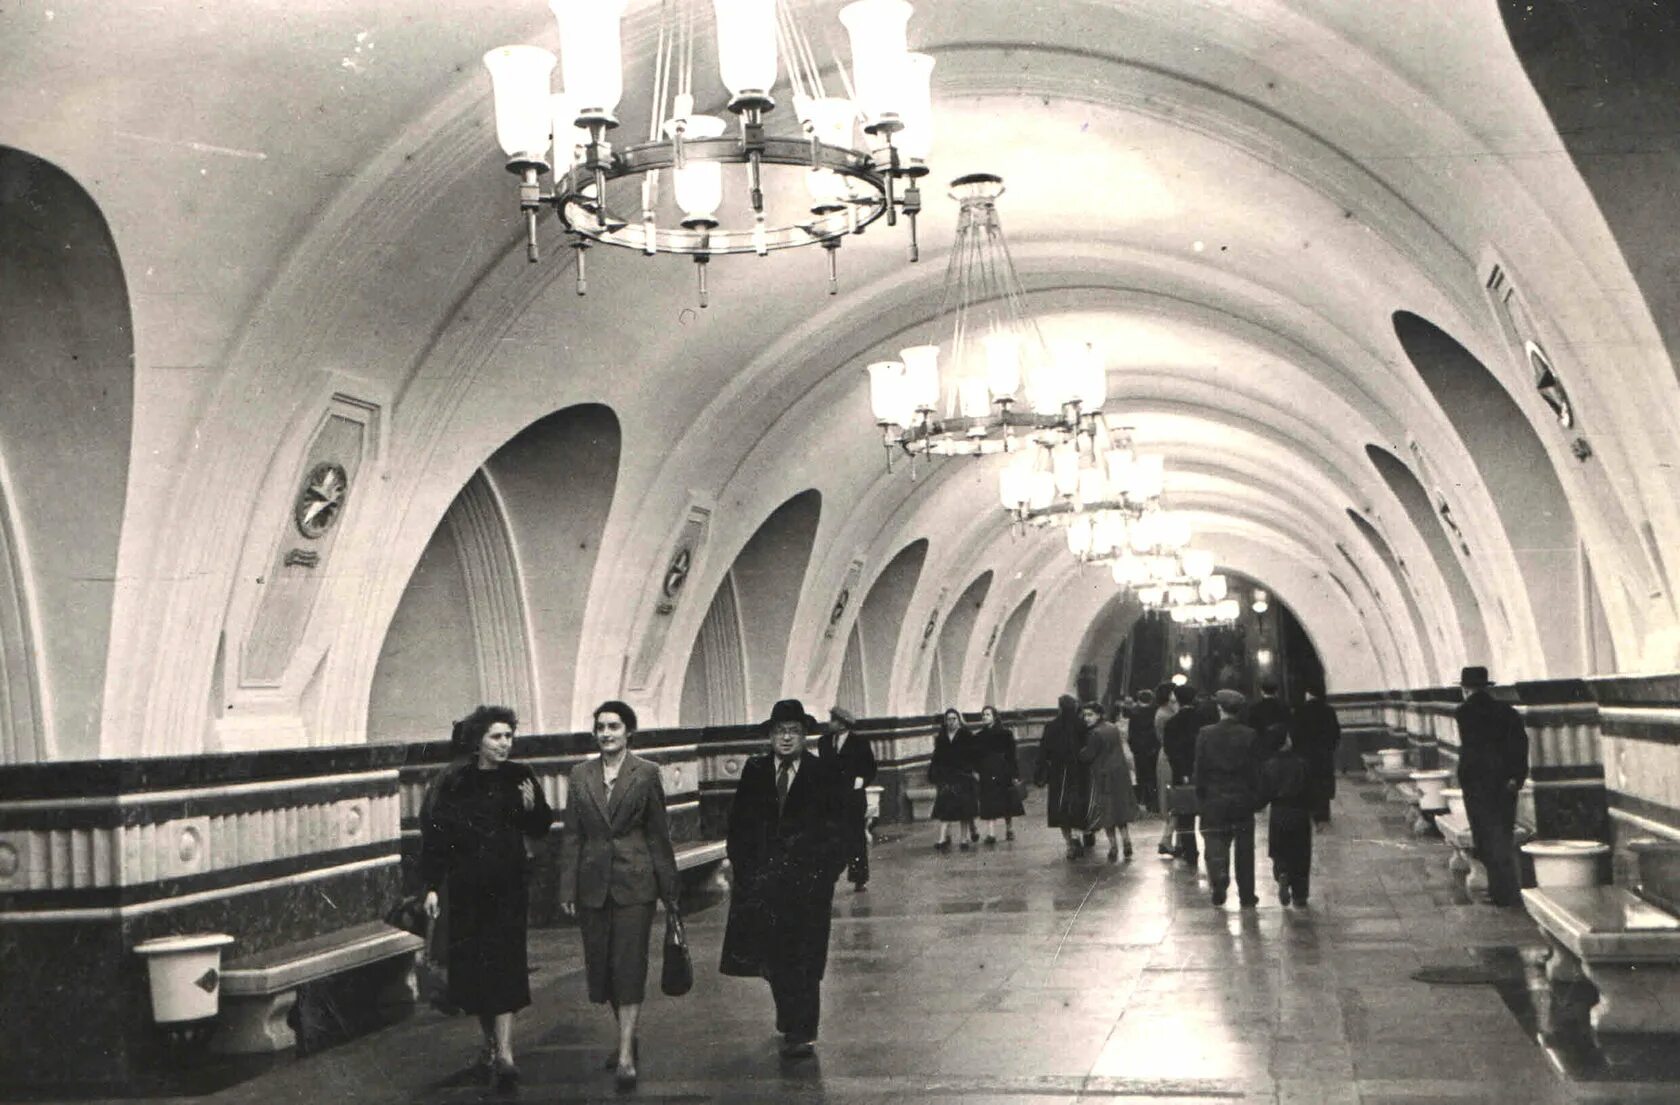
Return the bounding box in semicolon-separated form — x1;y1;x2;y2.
818;705;877;892
1454;666;1530;907
720;699;847;1058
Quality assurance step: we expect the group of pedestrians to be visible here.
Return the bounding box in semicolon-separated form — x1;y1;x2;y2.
418;697;877;1091
928;705;1026;850
1034;695;1143;861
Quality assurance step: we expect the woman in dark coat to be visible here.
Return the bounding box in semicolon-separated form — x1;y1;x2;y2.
1034;694;1092;859
1078;701;1139;862
974;705;1025;843
930;707;980;851
421;705;554;1091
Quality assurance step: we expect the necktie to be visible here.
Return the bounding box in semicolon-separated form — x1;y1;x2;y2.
777;758;794;814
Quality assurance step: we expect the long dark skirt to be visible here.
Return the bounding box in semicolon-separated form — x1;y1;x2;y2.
932;775;979;821
977;754;1025;819
1044;763;1091;830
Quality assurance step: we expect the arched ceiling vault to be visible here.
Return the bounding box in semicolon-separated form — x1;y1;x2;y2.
7;0;1671;747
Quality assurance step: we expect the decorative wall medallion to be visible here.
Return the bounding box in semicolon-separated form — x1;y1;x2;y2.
724;757;741;776
0;841;18;882
921;607;940;646
283;548;321;568
344;803;364;838
984;621;1001;655
657;546;693;615
294;461;349;539
178;826;202;864
1571;436;1593;461
826;587;851;637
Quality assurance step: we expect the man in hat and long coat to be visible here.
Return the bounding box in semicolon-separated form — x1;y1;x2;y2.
1454;666;1529;907
721;699;846;1058
818;705;877;892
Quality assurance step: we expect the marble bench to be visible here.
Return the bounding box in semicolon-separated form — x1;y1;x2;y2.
1521;886;1680;1038
1435;811;1532;901
216;920;424;1054
675;840;726;870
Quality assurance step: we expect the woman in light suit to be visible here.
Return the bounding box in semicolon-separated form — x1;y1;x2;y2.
559;700;681;1091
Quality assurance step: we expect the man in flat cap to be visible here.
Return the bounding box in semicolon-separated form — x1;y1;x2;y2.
1454;666;1529;907
720;699;846;1058
1193;689;1266;907
818;705;877;892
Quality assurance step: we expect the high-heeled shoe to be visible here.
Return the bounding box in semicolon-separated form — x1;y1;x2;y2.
615;1062;638;1091
490;1057;520;1092
604;1038;639;1070
1123;842;1134;860
1106;846;1119;863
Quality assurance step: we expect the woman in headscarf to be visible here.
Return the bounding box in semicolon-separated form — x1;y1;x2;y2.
1033;694;1092;860
973;705;1025;843
929;707;981;851
1078;700;1140;862
420;705;555;1091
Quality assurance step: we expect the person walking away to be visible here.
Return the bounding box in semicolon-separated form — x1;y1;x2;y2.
557;700;682;1091
1127;690;1161;814
1194;689;1265;907
720;699;847;1059
1292;681;1342;829
1246;679;1290;753
420;706;555;1091
1259;723;1312;906
973;705;1025;843
1153;682;1181;854
1161;684;1203;866
1078;701;1139;861
929;708;981;851
1035;695;1092;859
818;706;877;890
1453;666;1529;907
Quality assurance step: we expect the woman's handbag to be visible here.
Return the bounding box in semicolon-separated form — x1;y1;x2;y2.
661;911;694;997
1166;784;1200;815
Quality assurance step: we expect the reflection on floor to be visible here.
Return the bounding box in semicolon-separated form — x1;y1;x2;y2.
107;779;1680;1103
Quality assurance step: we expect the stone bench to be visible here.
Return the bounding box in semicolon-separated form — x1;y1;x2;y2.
216;921;424;1054
904;785;937;821
676;840;726;870
1521;886;1680;1039
1435;812;1532;901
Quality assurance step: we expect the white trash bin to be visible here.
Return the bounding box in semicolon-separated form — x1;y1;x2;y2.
134;933;235;1023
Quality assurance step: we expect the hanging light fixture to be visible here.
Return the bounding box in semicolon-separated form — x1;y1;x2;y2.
865;174;1104;465
998;425;1166;529
484;0;933;307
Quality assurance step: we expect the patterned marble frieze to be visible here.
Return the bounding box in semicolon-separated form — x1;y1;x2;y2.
0;745;404;919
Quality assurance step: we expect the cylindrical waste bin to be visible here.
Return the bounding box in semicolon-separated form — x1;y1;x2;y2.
134;933;235;1023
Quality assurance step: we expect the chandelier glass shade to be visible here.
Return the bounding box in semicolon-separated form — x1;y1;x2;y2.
865;173;1108;462
484;0;933;306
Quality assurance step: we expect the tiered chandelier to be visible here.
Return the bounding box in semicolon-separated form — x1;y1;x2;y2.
998;424;1165;527
864;174;1106;464
484;0;933;306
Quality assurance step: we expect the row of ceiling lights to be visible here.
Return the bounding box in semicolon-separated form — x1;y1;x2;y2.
483;2;1253;629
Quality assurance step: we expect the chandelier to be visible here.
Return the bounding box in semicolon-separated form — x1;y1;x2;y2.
998;424;1166;528
1135;568;1240;627
864;173;1105;464
484;0;933;307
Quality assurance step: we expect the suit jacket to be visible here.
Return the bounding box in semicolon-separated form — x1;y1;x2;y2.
1162;707;1202;783
1454;691;1529;795
817;728;878;806
1193;718;1265;822
720;750;844;980
558;753;680;909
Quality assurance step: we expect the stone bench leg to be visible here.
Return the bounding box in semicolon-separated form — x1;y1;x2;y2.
374;954;420;1013
1407;807;1434;836
215;990;297;1054
1539;933;1585;985
1464;855;1491;903
1582;961;1680;1037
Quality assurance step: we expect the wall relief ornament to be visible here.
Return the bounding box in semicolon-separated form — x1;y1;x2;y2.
293;461;348;539
658;546;693;614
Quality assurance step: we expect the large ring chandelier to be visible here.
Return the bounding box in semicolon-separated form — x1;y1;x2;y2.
485;0;933;307
998;423;1166;527
864;173;1105;465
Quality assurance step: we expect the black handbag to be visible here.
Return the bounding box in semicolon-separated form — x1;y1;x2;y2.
418;914;459;1015
661;912;693;997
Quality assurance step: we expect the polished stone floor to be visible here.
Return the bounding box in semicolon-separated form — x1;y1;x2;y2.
118;781;1680;1103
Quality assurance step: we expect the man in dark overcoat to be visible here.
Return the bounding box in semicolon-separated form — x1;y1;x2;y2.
818;705;877;891
720;699;846;1058
1245;678;1290;753
1161;684;1203;866
1193;689;1265;907
1126;690;1161;813
1453;666;1529;907
1291;681;1342;828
